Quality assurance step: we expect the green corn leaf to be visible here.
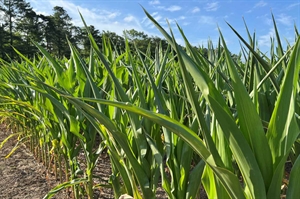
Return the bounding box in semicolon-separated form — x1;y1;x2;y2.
186;160;205;199
64;96;155;198
170;24;229;198
226;22;280;93
143;7;264;198
43;178;88;199
79;12;148;161
173;23;224;168
266;36;300;198
219;28;273;189
66;96;246;199
145;134;173;198
31;41;67;87
286;155;300;199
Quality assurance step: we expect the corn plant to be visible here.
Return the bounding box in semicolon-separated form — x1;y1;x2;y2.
0;8;299;199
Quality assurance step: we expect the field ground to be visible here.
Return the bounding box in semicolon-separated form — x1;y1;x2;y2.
0;124;115;199
0;124;58;198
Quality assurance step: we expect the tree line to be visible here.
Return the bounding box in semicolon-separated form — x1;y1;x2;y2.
0;0;170;60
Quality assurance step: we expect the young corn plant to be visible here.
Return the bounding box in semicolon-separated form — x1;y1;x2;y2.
57;10;300;198
0;8;299;199
142;9;300;198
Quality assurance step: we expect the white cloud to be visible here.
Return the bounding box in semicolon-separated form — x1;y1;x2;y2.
205;2;219;11
157;5;181;12
254;1;267;8
277;14;293;26
287;2;300;9
33;10;50;16
192;7;200;13
163;15;186;26
151;12;159;16
258;29;275;47
107;12;121;19
256;14;272;26
154;15;162;22
199;16;215;25
26;0;149;37
149;0;160;5
0;10;5;18
166;5;181;12
182;22;191;26
124;15;134;22
175;37;185;46
142;12;163;27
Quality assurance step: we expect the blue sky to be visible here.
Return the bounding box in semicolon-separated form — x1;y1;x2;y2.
27;0;300;54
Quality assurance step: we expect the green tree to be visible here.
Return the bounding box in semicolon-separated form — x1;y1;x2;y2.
16;9;43;57
74;25;102;56
124;29;168;57
124;29;149;53
39;6;74;58
0;23;9;59
52;6;73;57
39;14;55;53
102;30;125;53
0;0;32;58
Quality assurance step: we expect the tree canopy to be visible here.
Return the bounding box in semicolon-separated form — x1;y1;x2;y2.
0;0;173;60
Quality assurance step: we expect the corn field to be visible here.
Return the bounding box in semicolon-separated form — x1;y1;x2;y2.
0;10;300;199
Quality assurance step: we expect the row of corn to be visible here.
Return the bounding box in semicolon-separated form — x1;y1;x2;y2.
0;10;299;199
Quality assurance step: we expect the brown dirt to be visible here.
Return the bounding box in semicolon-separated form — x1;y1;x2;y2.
0;124;114;199
0;124;63;199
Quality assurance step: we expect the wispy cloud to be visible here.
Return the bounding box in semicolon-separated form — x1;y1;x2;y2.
199;16;215;25
107;12;121;19
248;0;267;13
191;7;200;13
258;28;274;47
152;12;163;22
277;14;293;26
156;5;181;12
27;0;147;36
149;0;160;5
182;22;191;26
154;15;163;22
166;5;181;12
142;12;163;28
256;14;272;26
287;2;300;9
254;1;267;8
165;15;186;25
124;15;134;22
205;2;219;11
223;15;229;19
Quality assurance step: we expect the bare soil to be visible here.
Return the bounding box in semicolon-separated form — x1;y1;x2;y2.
0;124;62;199
0;124;114;199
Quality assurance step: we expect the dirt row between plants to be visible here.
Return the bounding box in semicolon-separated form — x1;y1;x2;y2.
0;124;115;199
0;125;59;198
